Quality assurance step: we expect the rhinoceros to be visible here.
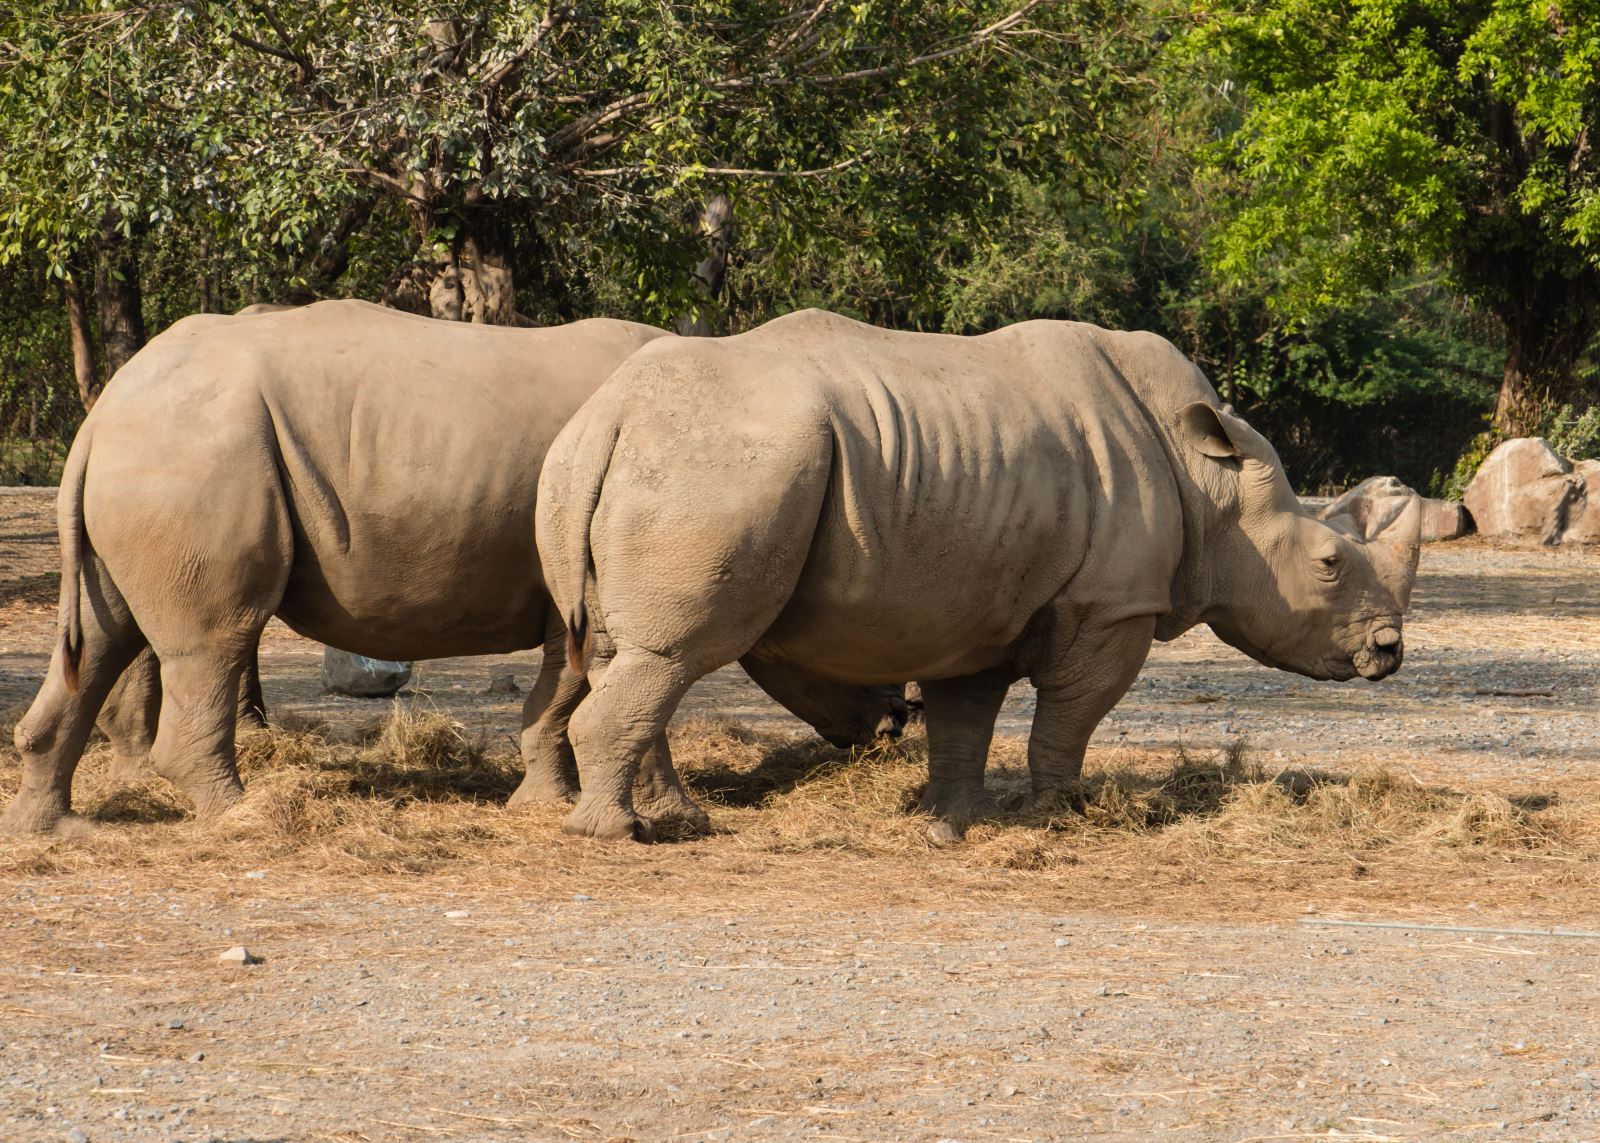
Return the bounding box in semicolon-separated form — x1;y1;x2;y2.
2;301;905;837
537;309;1422;841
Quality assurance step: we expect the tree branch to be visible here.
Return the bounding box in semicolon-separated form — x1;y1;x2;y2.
480;4;568;95
577;153;871;179
227;28;308;72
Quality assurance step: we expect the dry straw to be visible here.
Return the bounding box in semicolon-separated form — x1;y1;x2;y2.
1;705;1597;910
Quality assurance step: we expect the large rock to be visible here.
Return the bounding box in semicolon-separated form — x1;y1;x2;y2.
1314;476;1469;542
1566;460;1600;544
321;648;412;698
1462;438;1588;545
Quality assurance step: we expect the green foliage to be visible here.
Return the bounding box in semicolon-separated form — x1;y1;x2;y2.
2;1;1156;326
0;255;77;483
1190;0;1600;425
1432;429;1500;501
0;0;1530;495
1542;404;1600;462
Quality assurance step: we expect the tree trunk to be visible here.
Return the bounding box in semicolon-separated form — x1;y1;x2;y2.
93;222;146;380
1493;332;1535;437
1490;293;1600;438
64;269;101;412
418;219;516;325
379;189;521;325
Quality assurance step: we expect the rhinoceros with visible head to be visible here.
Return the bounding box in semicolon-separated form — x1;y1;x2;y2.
537;309;1421;841
2;301;905;837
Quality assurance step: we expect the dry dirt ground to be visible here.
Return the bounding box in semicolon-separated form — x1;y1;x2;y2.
3;486;1600;1143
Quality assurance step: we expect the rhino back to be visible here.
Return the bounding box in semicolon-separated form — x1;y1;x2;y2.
726;313;1189;681
91;302;666;658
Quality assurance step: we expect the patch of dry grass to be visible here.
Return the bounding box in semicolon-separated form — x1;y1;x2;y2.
2;707;1598;911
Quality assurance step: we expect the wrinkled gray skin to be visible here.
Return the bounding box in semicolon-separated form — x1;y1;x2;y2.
538;310;1422;842
2;301;905;837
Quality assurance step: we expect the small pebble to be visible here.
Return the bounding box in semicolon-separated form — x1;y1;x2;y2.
217;946;262;966
444;909;470;919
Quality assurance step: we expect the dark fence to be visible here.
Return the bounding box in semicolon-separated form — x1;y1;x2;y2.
0;373;79;486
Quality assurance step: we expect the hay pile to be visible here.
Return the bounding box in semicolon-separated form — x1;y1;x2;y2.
2;705;1597;910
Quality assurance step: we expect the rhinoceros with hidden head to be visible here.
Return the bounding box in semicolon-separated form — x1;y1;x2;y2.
2;301;905;837
537;309;1422;842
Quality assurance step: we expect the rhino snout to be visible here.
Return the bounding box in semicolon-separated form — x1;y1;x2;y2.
1355;624;1404;681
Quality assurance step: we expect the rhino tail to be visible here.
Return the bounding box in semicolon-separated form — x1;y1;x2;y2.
559;420;621;675
56;428;92;693
564;607;587;674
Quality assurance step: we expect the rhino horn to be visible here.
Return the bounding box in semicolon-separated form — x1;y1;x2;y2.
1365;494;1422;609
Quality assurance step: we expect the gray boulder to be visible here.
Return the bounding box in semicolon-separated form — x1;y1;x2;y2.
321;648;412;698
1462;438;1588;545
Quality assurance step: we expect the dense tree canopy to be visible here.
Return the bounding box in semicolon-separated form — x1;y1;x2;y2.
0;0;1567;489
1192;0;1600;433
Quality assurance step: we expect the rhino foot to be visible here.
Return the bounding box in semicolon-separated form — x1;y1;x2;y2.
0;793;75;838
185;776;246;821
633;788;711;836
1030;784;1087;817
919;781;996;824
506;772;580;808
561;799;656;843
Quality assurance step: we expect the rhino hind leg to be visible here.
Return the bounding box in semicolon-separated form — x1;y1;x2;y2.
563;642;704;842
99;646;265;786
916;668;1013;843
144;647;257;819
508;616;587;807
2;557;146;836
100;646;162;784
631;733;710;834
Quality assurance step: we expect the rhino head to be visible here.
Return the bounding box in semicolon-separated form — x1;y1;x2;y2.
1179;402;1421;682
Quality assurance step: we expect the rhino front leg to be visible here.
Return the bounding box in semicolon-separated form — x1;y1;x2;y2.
1027;616;1156;804
917;668;1013;842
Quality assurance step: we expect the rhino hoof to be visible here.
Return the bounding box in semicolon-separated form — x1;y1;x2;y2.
506;775;580;808
927;819;966;846
0;794;68;838
561;801;655;843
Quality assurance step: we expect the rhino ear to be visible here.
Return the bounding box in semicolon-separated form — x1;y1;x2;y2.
1179;402;1242;460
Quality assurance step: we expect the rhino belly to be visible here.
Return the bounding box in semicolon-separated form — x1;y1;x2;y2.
275;498;549;661
755;573;1025;686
